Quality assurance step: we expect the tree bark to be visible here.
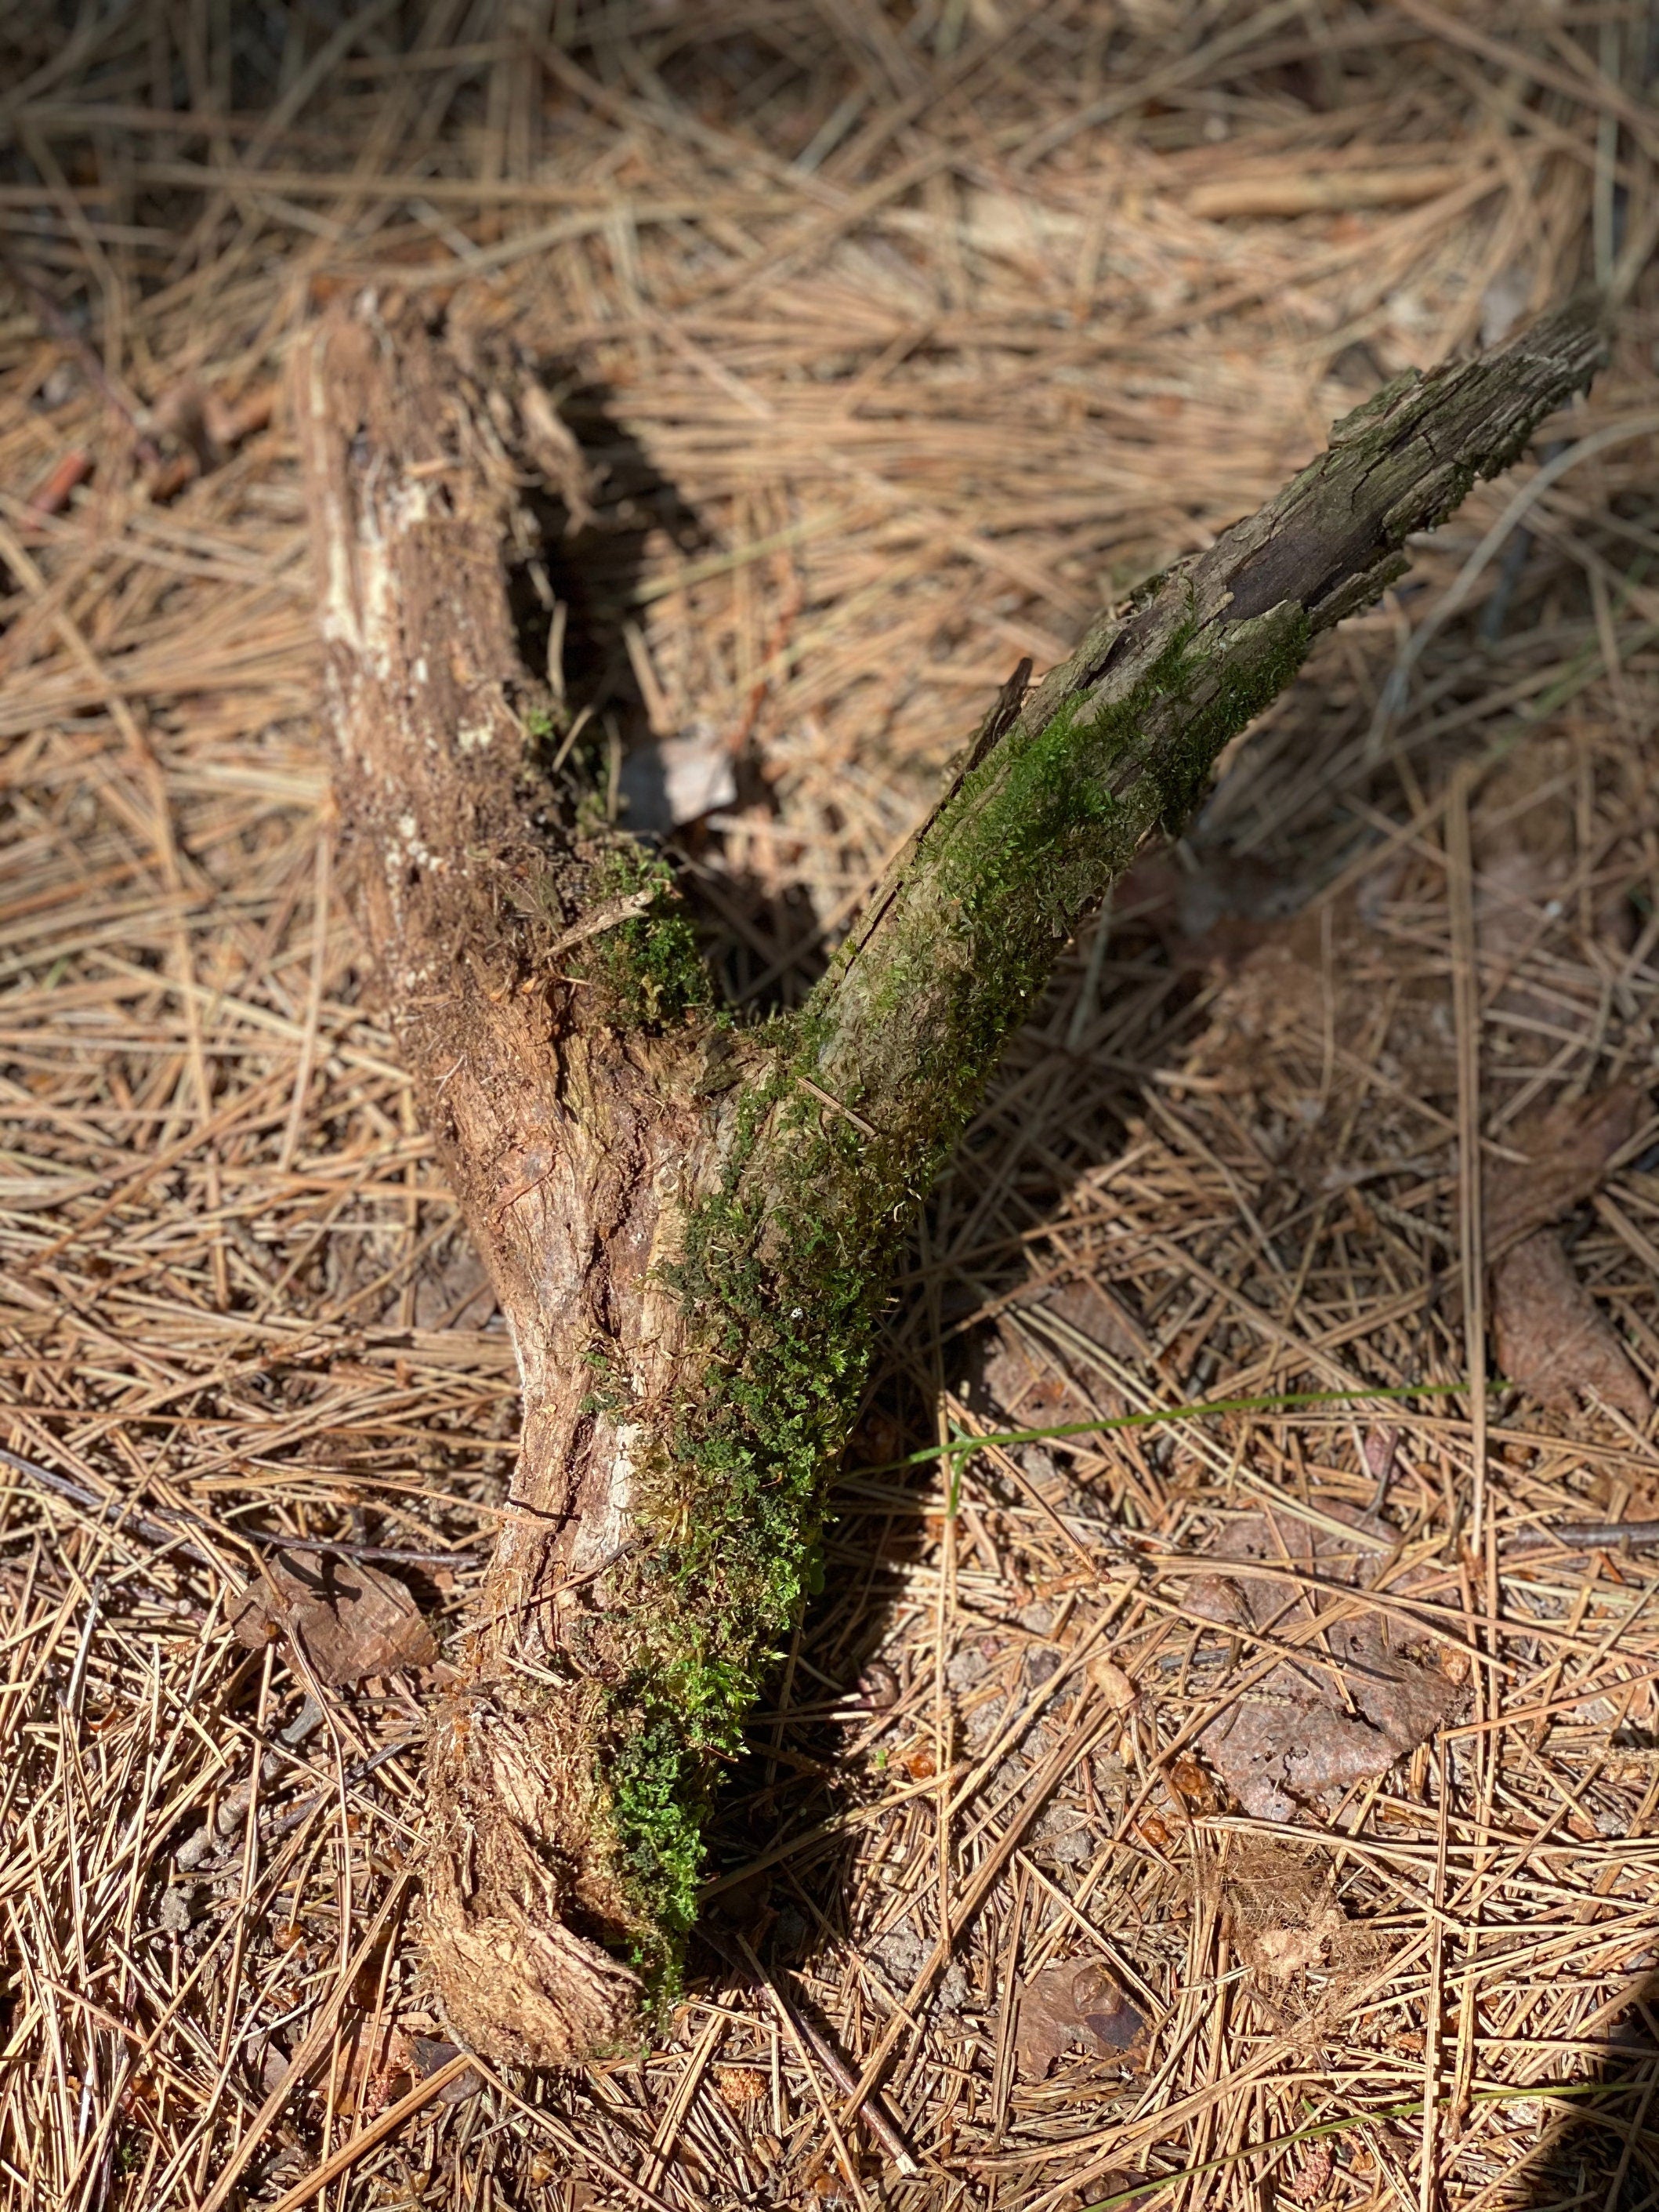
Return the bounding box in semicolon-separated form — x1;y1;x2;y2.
295;291;1605;2064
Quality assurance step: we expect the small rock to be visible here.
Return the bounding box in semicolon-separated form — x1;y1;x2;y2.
1038;1815;1096;1866
618;720;737;835
871;1919;969;2018
175;1824;219;1873
157;1887;194;1934
1088;1658;1137;1712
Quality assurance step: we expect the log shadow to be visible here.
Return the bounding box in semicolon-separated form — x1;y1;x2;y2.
673;603;1533;2076
506;375;707;763
1508;1969;1659;2210
510;378;832;1015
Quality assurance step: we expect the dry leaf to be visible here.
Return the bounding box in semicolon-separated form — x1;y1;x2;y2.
1088;1656;1138;1711
1035;1276;1150;1362
408;2036;484;2105
1014;1958;1146;2079
1483;1086;1645;1261
976;1275;1148;1425
319;2025;414;2120
1492;1231;1652;1425
1190;1507;1460;1821
1470;1084;1651;1421
231;1550;436;1685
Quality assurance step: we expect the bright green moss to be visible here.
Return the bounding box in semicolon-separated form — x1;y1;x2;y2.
575;842;712;1030
610;1718;706;1948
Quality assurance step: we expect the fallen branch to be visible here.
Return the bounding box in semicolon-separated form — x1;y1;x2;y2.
294;288;1605;2062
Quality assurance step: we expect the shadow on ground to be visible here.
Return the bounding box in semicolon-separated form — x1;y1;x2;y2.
1510;1978;1659;2210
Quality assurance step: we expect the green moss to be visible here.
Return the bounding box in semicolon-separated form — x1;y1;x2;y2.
574;841;712;1031
599;600;1316;1987
833;612;1230;1149
599;1042;886;1976
1145;603;1311;835
610;1718;706;1948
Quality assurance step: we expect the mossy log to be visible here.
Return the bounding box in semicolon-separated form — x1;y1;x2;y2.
295;292;1604;2065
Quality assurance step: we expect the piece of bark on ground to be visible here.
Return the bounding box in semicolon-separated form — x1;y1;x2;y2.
1484;1083;1651;1423
1186;1506;1462;1822
1483;1084;1645;1261
231;1550;436;1685
1014;1956;1147;2079
1493;1228;1651;1426
973;1275;1150;1429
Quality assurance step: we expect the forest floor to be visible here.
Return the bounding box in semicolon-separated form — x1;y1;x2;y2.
2;3;1658;2207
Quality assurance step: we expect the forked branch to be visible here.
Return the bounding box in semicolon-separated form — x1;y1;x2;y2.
296;291;1605;2063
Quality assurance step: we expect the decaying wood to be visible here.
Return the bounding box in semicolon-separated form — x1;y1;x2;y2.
295;289;1605;2065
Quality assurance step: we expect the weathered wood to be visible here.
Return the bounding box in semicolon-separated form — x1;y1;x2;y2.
296;292;1604;2064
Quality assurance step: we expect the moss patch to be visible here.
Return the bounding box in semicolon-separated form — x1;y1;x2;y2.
603;1043;881;1986
574;842;712;1030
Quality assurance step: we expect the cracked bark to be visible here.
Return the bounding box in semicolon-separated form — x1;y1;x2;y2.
295;292;1605;2064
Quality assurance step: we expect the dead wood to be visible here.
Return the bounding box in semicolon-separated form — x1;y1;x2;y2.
295;288;1606;2062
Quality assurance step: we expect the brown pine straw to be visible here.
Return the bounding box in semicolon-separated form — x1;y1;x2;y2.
2;4;1658;2207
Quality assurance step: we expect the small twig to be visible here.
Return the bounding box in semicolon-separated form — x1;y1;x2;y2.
798;1073;878;1138
545;887;655;959
1505;1521;1659;1554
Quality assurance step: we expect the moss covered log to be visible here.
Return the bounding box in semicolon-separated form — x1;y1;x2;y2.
295;292;1605;2064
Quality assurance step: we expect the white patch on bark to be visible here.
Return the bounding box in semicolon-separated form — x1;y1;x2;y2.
571;1423;639;1579
311;372;430;687
386;810;443;879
